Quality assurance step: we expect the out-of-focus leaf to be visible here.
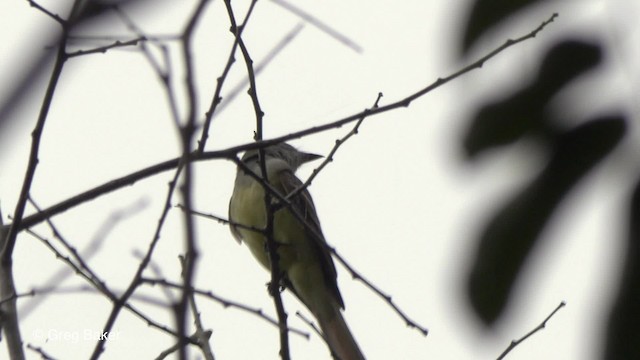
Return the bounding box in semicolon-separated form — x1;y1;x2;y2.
463;85;546;157
537;40;602;92
603;174;640;359
467;116;626;325
461;0;541;54
463;40;602;158
0;0;149;140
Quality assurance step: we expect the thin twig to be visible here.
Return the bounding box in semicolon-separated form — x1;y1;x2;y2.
295;311;323;339
178;201;423;337
25;196;148;304
26;343;58;360
3;286;90;306
27;0;66;25
224;0;264;138
132;250;177;303
0;5;72;359
1;2;71;263
17;14;558;241
198;22;305;151
88;158;185;360
230;147;431;335
66;37;145;57
174;204;264;235
141;277;309;339
287;92;383;201
114;6;182;126
155;330;213;360
283;91;431;334
228;157;295;357
295;312;342;360
69;33;181;42
262;13;560;149
179;256;215;360
24;228;185;340
270;0;362;53
224;1;291;358
198;0;263;152
496;301;566;360
25;228;112;300
0;290;36;307
173;2;212;359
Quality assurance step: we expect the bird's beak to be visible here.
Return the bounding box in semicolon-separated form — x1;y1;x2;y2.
302;152;323;164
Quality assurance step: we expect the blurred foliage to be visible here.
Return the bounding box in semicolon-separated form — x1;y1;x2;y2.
467;117;625;324
463;40;602;157
461;0;536;53
604;177;640;359
0;0;147;139
460;0;638;358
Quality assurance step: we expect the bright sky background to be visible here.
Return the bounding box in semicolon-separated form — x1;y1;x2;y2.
1;0;639;359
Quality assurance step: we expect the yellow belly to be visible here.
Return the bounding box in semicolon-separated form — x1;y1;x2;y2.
229;172;336;318
229;179;303;273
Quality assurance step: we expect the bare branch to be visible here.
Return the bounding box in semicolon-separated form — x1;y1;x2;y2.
17;13;557;233
88;159;185;360
0;224;25;360
224;1;291;358
198;22;305;152
141;277;310;339
263;13;560;147
66;37;145;58
25;227;193;344
179;255;215;360
155;330;213;360
270;0;362;53
1;3;70;263
114;6;182;126
174;204;265;236
0;5;73;358
497;301;566;360
287;92;383;201
295;311;339;359
26;0;66;25
26;343;58;360
20;197;148;318
173;1;213;358
198;0;262;152
223;0;264;139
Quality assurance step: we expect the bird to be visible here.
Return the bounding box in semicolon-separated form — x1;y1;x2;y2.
228;142;365;360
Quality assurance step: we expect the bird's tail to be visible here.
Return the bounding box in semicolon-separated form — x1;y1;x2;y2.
318;310;365;360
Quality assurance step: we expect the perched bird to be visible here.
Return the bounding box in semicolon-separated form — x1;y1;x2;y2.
229;142;365;360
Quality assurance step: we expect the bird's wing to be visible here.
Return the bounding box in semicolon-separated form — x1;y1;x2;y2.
277;169;345;309
228;195;243;243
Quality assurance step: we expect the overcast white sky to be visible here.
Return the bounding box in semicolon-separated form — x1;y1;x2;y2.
1;0;639;359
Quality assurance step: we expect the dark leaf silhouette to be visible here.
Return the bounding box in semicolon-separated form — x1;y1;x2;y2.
468;116;626;325
463;40;602;158
461;0;541;53
0;0;148;140
603;174;640;359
